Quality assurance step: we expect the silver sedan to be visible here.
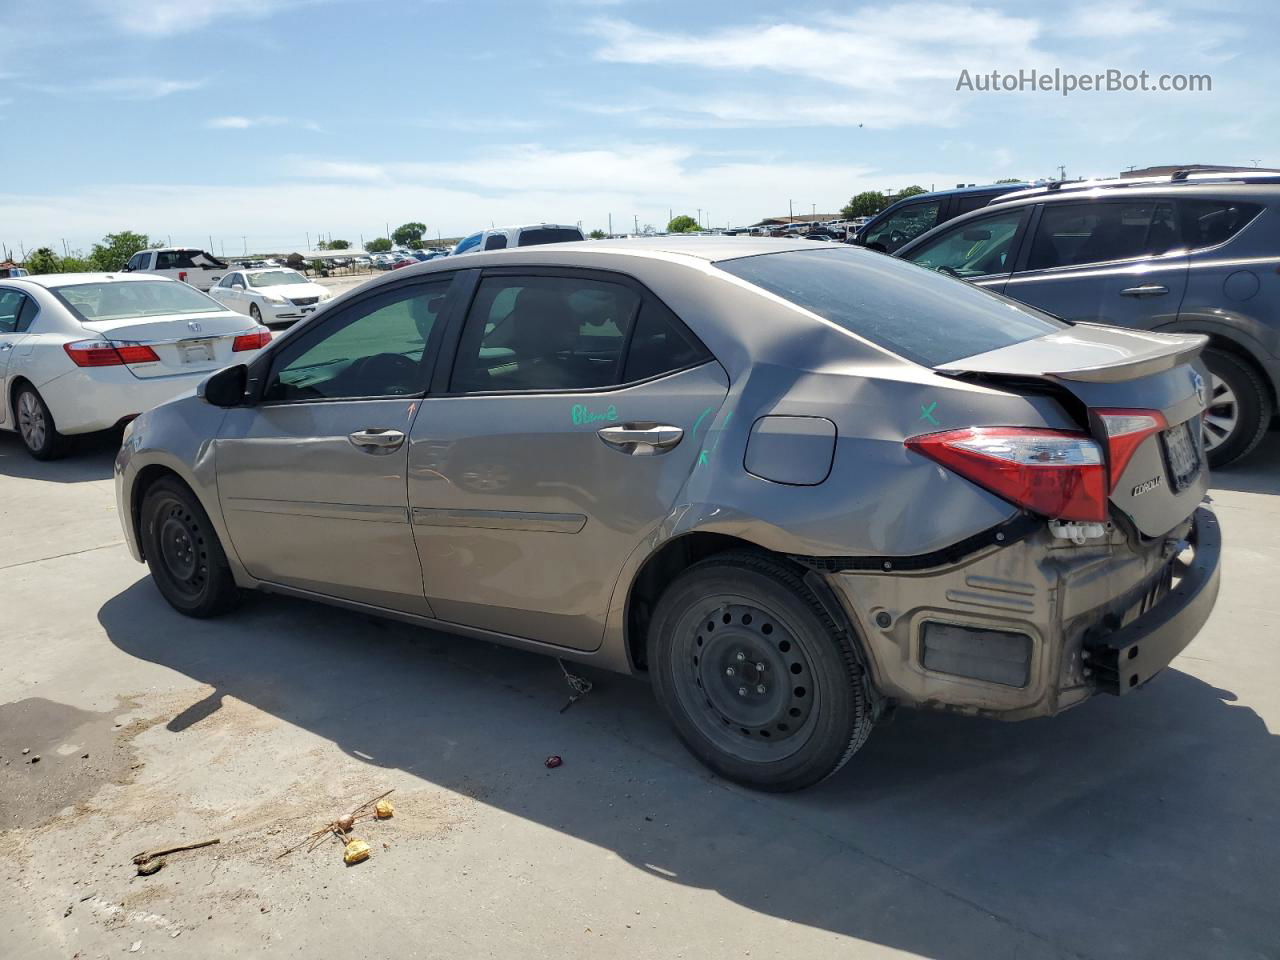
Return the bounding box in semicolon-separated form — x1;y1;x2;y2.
114;238;1220;790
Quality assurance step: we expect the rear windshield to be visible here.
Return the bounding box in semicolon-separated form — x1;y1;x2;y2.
55;280;223;322
517;228;582;246
717;247;1065;366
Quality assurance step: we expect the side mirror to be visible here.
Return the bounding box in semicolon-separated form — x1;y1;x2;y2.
962;229;992;241
198;364;248;407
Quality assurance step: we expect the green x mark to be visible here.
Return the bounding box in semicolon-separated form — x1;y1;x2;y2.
919;401;939;426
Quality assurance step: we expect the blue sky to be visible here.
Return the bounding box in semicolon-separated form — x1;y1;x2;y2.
1;0;1277;255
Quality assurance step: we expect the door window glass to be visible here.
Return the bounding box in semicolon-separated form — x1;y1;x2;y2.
951;192;1001;216
483;234;508;250
1026;201;1178;270
0;290;23;333
901;209;1027;278
861;200;942;253
264;280;451;401
1178;199;1263;250
16;295;38;332
622;300;712;381
450;275;641;392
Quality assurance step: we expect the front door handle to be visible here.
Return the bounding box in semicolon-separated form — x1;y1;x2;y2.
348;428;406;454
597;424;683;456
1119;284;1169;297
0;343;12;351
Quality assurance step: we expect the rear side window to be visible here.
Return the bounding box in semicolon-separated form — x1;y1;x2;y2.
517;228;582;246
718;247;1064;367
1026;201;1177;270
623;300;711;382
484;234;508;250
951;192;1002;216
17;295;38;332
156;250;200;270
0;290;24;333
1179;199;1262;250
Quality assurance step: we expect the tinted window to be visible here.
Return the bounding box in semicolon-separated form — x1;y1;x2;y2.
1026;201;1177;270
0;290;23;333
718;248;1064;367
17;295;38;332
265;280;450;402
450;275;640;392
902;208;1027;278
127;253;147;271
1179;199;1262;250
623;300;712;382
155;250;200;270
861;200;942;253
952;191;1004;216
517;228;583;246
484;234;508;250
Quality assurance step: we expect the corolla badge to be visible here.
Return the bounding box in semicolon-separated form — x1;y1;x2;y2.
1132;475;1163;497
1192;370;1206;407
187;320;203;333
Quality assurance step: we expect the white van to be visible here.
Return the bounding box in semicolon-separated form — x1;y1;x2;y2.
124;248;230;291
452;223;584;256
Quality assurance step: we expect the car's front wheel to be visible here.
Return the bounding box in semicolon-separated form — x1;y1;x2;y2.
1201;348;1272;468
648;552;874;791
250;304;263;324
140;477;241;617
14;384;67;460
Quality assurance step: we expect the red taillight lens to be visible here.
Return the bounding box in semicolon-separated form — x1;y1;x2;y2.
1095;409;1167;490
232;329;272;352
63;340;159;367
906;427;1108;522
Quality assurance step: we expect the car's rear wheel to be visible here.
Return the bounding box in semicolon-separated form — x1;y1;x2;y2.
14;384;67;460
140;477;241;617
1201;348;1271;468
648;552;874;791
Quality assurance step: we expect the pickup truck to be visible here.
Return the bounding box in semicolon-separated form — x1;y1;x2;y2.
123;248;230;291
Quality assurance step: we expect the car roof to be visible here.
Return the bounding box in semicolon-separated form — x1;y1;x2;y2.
986;181;1280;212
15;272;183;288
443;236;818;264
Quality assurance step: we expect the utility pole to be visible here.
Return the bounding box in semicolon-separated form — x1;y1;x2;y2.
1057;164;1067;181
608;213;612;236
61;238;68;257
306;232;310;252
788;199;794;223
242;236;247;255
634;214;639;234
812;203;816;220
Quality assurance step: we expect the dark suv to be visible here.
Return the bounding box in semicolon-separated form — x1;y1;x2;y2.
853;183;1030;254
895;174;1280;466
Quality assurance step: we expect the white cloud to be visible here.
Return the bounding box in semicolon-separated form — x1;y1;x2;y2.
24;77;207;100
1061;2;1172;38
207;115;322;131
92;0;323;37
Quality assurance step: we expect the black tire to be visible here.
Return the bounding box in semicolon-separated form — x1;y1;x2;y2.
1202;348;1271;468
13;383;67;460
250;304;263;324
647;552;874;792
140;477;241;617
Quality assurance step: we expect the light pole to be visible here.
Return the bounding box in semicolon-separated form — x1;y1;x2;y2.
788;199;795;223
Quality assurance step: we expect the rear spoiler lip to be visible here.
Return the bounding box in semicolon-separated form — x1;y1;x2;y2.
936;325;1209;384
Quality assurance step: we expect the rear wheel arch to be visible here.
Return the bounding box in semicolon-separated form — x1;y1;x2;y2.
1155;320;1277;405
7;375;33;423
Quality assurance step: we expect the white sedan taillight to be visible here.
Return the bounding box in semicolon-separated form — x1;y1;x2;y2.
63;339;160;367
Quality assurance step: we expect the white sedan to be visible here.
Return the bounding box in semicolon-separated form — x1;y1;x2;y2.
208;267;334;328
0;273;270;459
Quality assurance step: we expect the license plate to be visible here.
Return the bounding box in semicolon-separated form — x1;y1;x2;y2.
178;339;215;364
1161;420;1201;491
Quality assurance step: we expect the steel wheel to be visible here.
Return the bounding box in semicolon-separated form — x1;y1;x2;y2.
1201;372;1238;454
17;390;45;452
153;495;211;600
140;477;241;617
669;598;818;763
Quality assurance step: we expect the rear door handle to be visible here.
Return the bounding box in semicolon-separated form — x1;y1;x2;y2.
348;428;406;454
597;424;683;456
1119;284;1169;297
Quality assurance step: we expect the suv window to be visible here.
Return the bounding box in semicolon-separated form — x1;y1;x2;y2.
516;227;582;246
1179;198;1263;250
1026;200;1177;270
860;200;943;253
484;234;508;250
901;208;1027;278
264;280;450;402
951;191;1006;217
156;250;200;270
718;247;1064;367
450;275;641;392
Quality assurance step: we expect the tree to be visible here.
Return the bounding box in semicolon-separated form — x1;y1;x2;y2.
88;231;150;272
588;229;606;240
327;238;351;250
391;222;426;249
366;237;392;253
895;185;927;200
840;191;887;219
667;214;700;233
25;247;60;274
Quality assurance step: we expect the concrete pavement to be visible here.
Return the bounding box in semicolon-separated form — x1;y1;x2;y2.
1;428;1278;959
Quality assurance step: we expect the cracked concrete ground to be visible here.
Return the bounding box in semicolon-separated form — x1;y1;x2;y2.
1;427;1278;959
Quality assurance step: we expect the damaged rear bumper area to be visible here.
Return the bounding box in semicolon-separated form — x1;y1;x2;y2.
811;507;1221;720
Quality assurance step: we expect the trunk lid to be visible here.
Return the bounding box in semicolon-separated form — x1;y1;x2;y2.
938;323;1209;538
79;310;260;379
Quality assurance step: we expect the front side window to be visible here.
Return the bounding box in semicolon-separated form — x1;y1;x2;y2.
450;275;641;392
861;200;942;253
217;273;236;288
264;280;450;402
1179;198;1263;250
1026;200;1178;271
902;208;1027;278
56;280;222;321
484;234;508;250
718;247;1064;367
126;253;147;271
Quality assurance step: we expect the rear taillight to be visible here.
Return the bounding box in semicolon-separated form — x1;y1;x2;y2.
1096;409;1168;490
906;427;1107;522
232;329;272;352
63;340;160;367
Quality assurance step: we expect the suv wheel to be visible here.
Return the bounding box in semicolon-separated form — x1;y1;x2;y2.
14;384;67;460
647;552;874;792
140;477;241;617
1201;348;1271;468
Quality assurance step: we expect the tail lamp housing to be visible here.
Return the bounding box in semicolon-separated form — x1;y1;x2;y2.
232;329;272;352
1095;409;1168;490
63;339;160;367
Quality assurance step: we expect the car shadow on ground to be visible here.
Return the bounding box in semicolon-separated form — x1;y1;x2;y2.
1209;428;1280;495
0;429;118;483
98;579;1277;959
